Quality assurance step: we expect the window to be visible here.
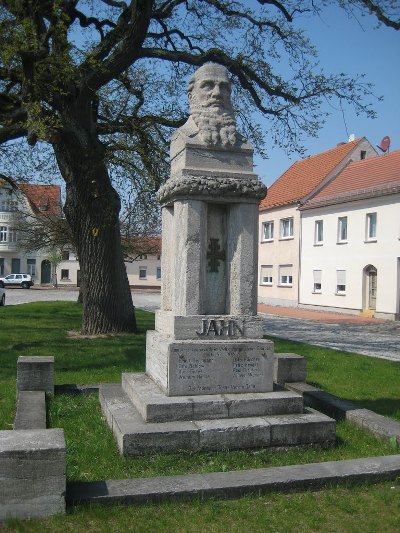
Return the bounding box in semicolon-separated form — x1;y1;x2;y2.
62;250;70;261
313;270;322;293
337;217;348;242
9;228;17;242
27;259;36;276
280;217;294;239
366;213;377;240
0;199;17;212
360;150;366;160
279;264;293;286
336;270;346;294
315;220;323;244
139;254;147;260
260;265;273;285
157;254;161;261
139;267;147;280
61;269;70;280
262;221;274;241
156;267;162;280
0;226;7;242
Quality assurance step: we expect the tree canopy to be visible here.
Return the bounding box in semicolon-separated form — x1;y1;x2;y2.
0;0;398;334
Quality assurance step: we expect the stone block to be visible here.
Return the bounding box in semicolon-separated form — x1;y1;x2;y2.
265;409;336;447
170;138;254;175
100;384;199;456
274;353;307;385
0;429;66;520
155;311;264;340
195;418;270;451
146;333;274;396
225;390;304;418
122;373;303;423
13;390;46;429
17;356;54;395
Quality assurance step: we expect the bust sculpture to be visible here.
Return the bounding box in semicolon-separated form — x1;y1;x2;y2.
179;63;238;147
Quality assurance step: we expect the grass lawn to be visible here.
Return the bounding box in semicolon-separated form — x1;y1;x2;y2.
0;301;399;532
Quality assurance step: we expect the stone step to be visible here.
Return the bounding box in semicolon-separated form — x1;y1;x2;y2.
122;372;304;423
100;384;336;456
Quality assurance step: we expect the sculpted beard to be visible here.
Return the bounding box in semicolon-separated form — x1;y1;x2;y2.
191;107;237;147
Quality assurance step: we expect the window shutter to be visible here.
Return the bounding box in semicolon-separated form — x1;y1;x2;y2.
313;270;322;283
280;265;292;277
337;270;346;284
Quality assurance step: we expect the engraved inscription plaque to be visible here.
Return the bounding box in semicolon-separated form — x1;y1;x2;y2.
167;340;274;396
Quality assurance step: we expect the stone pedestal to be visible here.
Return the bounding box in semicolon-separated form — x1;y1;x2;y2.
101;64;336;455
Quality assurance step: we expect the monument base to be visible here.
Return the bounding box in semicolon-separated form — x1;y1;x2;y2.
146;331;274;396
99;374;336;457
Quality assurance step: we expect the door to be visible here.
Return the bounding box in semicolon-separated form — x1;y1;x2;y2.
368;268;377;310
11;258;21;273
41;260;51;284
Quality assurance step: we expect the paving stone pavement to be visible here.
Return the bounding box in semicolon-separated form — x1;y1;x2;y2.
4;288;399;362
261;313;400;362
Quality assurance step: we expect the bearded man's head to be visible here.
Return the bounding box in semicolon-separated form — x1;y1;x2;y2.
187;64;237;147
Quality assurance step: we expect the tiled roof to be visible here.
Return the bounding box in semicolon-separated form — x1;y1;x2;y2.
259;138;365;210
303;149;400;209
122;235;161;256
18;183;62;217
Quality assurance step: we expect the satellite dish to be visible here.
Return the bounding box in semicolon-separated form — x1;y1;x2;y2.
377;136;391;153
348;133;355;142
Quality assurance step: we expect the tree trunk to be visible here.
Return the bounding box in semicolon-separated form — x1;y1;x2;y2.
53;108;136;335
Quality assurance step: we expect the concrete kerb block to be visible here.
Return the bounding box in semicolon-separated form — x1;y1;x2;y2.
0;428;66;520
274;353;307;385
13;390;47;430
17;356;55;395
287;382;400;446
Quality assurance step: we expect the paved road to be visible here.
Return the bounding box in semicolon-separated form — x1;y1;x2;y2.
3;287;161;312
4;288;399;362
261;314;400;363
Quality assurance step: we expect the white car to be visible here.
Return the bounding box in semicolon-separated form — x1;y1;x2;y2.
0;285;5;306
0;273;34;289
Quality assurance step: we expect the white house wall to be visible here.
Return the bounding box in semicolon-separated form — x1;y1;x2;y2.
125;255;161;288
258;205;300;307
300;194;400;319
56;253;162;289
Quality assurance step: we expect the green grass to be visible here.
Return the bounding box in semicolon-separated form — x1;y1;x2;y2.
3;481;400;533
1;302;399;531
267;336;400;422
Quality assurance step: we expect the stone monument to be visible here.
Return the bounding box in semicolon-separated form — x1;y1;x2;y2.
100;64;336;455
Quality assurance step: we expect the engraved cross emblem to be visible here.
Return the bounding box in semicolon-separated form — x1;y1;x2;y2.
207;238;226;273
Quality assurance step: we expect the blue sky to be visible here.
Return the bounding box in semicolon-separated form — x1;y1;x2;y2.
254;5;400;186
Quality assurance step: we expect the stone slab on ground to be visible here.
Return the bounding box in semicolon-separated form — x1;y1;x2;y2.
66;454;400;506
17;356;54;395
13;390;46;430
287;382;400;446
100;384;335;456
122;372;304;423
0;428;66;520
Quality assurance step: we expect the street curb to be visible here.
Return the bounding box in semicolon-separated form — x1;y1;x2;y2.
66;455;400;506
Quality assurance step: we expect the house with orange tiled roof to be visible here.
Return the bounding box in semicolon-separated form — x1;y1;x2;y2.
299;149;400;320
258;137;377;308
0;180;62;282
0;180;162;288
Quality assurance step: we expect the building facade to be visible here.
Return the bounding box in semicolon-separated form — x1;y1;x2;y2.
300;149;400;320
258;138;378;307
55;247;162;289
0;180;60;284
0;179;162;289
